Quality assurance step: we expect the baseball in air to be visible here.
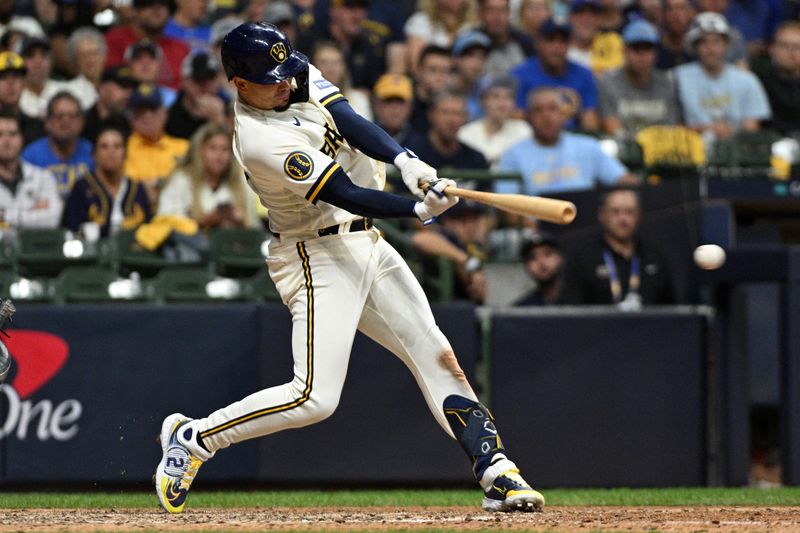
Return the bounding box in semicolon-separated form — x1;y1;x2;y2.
694;244;726;270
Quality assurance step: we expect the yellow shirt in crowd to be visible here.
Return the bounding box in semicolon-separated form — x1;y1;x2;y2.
591;32;624;75
124;132;189;183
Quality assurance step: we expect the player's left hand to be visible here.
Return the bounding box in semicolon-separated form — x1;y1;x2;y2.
413;179;458;224
395;151;437;199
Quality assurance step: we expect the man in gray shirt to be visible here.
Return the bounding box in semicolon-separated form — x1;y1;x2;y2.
598;19;681;138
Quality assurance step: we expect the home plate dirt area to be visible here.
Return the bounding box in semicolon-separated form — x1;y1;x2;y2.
2;506;800;532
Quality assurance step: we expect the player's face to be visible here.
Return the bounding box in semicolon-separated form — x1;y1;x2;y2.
201;133;232;179
695;33;728;70
235;78;292;110
93;129;126;174
0;118;23;164
599;191;640;243
46;98;84;144
525;245;563;285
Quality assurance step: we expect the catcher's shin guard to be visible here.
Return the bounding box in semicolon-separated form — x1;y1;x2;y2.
443;395;505;482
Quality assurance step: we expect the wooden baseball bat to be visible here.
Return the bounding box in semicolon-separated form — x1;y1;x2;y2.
442;186;577;225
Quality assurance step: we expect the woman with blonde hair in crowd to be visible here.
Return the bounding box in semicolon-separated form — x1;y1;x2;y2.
157;122;258;230
311;41;373;121
405;0;478;72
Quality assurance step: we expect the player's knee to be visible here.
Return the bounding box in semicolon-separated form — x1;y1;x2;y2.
298;391;340;425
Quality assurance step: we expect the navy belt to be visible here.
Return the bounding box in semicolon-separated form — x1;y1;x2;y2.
274;218;373;240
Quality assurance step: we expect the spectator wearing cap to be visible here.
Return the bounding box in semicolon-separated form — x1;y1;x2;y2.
510;19;599;131
262;2;297;46
208;16;243;100
0;51;44;145
105;0;190;90
412;199;491;304
568;0;624;76
82;66;137;143
0;110;62;231
165;50;228;139
406;89;490;174
514;232;564;306
404;0;477;73
451;30;491;120
0;0;45;44
457;75;532;168
496;87;632;196
409;44;453;137
695;0;748;65
372;73;424;148
477;0;535;79
299;0;390;91
125;39;178;108
62;28;107;111
561;186;675;306
657;0;695;69
311;41;372;120
17;37;65;120
21;91;93;197
598;19;681;138
61;124;153;239
675;12;771;141
124;82;190;205
164;0;212;52
752;21;800;136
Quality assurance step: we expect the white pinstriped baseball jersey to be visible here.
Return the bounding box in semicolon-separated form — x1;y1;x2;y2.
232;64;385;238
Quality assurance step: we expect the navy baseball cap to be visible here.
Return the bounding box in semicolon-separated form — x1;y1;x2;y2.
129;82;163;109
622;19;660;45
571;0;603;12
521;232;560;259
452;30;491;57
539;18;572;38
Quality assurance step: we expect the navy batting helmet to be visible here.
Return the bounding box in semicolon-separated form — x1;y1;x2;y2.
220;22;308;84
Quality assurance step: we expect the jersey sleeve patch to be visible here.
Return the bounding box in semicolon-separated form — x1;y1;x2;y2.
284;151;315;181
314;79;334;90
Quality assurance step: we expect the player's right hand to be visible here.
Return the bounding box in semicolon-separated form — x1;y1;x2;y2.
394;150;436;199
413;179;458;224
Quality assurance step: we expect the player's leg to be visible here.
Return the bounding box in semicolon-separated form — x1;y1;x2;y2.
155;235;376;513
356;237;544;512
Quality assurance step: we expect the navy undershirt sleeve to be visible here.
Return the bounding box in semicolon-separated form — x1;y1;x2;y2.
316;168;417;219
327;99;404;163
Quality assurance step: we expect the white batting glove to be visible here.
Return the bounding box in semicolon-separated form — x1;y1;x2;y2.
413;179;458;224
394;150;437;199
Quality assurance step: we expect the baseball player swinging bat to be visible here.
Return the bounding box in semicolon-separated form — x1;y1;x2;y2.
435;185;577;225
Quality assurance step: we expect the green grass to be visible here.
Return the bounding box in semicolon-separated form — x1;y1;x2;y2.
0;487;799;508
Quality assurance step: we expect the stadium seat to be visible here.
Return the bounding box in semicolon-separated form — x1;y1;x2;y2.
732;130;782;168
209;228;270;277
242;270;281;302
111;230;205;277
16;228;95;278
51;266;119;304
146;268;227;304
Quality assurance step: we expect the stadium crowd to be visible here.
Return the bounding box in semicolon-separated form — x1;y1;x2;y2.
0;0;799;306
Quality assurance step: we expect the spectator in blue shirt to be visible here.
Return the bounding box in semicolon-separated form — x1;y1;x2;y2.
164;0;212;52
21;91;93;197
496;87;631;196
509;18;599;131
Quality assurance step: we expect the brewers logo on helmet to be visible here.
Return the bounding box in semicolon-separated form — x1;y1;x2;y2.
270;43;287;63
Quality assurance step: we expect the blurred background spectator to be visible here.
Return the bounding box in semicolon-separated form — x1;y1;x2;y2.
124;82;189;205
457;75;532;168
598;19;681;138
21;91;92;197
675;12;771;141
61;124;152;239
164;0;212;52
694;0;747;65
657;0;695;69
409;44;453;136
372;73;422;147
63;27;106;110
157;122;257;230
511;18;600;131
752;21;800;136
311;40;373;120
165;50;228;138
518;0;552;42
0;51;44;145
568;0;624;76
0;110;62;231
476;0;535;78
125;39;178;107
105;0;190;90
561;187;675;307
450;30;490;120
514;231;564;306
17;36;62;120
82;66;137;143
496;87;631;196
404;0;477;72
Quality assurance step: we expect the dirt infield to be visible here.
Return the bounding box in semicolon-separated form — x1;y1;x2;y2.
2;506;800;532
